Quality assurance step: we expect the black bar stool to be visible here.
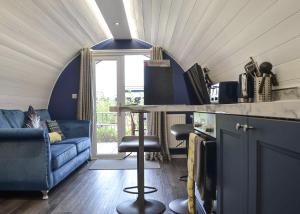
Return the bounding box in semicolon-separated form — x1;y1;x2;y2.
116;113;166;214
169;124;193;214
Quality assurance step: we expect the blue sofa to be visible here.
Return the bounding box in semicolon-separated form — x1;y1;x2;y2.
0;109;91;199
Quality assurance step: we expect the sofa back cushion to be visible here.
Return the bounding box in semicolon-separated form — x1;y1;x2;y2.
1;110;25;128
0;108;51;129
0;110;11;128
35;109;51;121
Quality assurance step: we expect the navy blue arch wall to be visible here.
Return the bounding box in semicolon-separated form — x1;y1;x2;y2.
48;39;190;120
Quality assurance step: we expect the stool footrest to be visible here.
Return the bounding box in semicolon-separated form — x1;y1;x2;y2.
123;186;157;194
179;175;188;182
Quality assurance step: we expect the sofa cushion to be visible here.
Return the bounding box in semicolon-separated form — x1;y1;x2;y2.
60;137;91;153
0;110;10;128
46;120;65;139
49;132;62;143
51;144;77;171
24;106;40;128
2;110;25;128
35;109;51;121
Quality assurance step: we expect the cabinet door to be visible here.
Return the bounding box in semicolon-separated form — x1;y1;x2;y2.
217;114;248;214
248;117;300;214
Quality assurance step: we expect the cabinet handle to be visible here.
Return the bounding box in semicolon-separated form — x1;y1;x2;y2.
243;124;255;132
235;123;243;131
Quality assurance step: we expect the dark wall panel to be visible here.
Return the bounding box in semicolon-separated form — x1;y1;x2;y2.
48;39;190;119
48;55;80;120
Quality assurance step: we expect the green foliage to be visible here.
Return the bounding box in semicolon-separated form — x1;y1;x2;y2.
125;91;144;105
96;92;116;112
96;91;146;142
96;126;117;142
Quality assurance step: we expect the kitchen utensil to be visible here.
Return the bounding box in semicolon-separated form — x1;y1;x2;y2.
258;73;268;94
255;76;272;102
259;62;279;86
238;73;254;102
244;57;260;77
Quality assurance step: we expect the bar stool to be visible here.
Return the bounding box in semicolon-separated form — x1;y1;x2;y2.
169;124;193;214
116;135;166;214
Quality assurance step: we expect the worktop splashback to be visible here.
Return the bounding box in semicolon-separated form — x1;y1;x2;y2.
272;87;300;101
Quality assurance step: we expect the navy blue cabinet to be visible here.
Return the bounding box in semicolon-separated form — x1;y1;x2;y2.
216;114;248;214
248;117;300;214
217;114;300;214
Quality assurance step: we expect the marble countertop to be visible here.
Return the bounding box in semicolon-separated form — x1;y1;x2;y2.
110;99;300;119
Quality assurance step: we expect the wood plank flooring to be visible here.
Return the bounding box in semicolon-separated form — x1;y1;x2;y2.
0;159;187;214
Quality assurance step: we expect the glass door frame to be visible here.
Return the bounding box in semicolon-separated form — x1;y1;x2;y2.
91;49;150;159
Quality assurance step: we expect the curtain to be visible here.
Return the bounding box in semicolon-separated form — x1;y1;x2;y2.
150;46;163;60
145;46;171;161
77;48;95;142
146;112;171;161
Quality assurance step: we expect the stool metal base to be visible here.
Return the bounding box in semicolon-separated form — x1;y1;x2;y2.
178;175;188;182
169;198;189;214
117;199;166;214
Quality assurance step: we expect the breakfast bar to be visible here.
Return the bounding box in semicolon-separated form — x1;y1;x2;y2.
111;100;300;214
110;99;300;119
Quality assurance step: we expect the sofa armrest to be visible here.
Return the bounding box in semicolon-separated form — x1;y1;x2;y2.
57;120;91;139
0;129;52;191
0;128;49;141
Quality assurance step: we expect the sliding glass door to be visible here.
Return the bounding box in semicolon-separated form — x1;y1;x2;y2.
92;50;149;159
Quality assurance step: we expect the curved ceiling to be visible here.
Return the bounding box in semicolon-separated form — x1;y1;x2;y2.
122;0;300;85
0;0;299;110
0;0;111;109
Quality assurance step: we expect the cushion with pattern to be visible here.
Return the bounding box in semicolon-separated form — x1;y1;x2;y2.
24;105;40;128
46;120;65;139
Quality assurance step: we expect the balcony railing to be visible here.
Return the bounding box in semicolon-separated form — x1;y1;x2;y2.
96;112;117;128
96;112;147;141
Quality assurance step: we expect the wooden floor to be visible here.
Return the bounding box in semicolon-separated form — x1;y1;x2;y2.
0;159;187;214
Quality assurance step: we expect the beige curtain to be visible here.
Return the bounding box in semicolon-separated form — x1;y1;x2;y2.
146;46;171;161
146;112;171;161
77;48;95;140
150;46;163;60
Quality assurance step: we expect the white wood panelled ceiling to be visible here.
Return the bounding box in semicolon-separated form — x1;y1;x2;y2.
123;0;300;89
95;0;131;39
0;0;299;110
0;0;111;109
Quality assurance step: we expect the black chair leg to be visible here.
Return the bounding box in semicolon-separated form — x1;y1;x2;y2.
116;112;166;214
116;145;166;214
169;137;189;214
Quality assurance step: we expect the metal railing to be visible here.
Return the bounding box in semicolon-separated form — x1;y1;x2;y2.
96;112;117;127
96;111;147;131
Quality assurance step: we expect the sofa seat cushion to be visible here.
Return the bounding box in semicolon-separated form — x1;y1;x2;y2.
60;137;91;153
51;144;77;170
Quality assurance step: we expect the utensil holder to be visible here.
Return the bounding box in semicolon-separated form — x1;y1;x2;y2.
254;76;272;102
